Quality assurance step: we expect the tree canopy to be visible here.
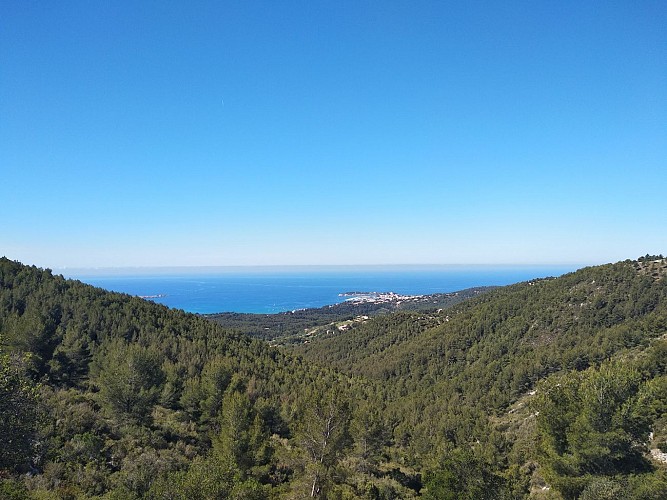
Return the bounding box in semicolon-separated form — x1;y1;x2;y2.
1;256;666;497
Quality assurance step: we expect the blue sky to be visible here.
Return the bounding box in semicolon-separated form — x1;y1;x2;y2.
2;1;665;268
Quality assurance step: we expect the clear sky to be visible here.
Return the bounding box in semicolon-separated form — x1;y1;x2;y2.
2;1;666;268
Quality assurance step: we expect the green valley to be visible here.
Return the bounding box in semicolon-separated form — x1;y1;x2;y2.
1;256;666;498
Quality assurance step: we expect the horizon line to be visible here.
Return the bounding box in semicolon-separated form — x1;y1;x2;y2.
54;261;593;276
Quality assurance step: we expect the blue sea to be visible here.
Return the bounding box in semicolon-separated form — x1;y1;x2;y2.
63;265;577;314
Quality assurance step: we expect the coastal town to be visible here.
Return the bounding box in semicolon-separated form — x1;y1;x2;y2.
339;290;427;305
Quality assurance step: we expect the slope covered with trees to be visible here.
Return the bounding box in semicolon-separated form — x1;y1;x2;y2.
0;258;371;498
293;257;667;497
1;256;666;498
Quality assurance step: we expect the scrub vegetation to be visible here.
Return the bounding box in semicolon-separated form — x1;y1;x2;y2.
1;255;666;498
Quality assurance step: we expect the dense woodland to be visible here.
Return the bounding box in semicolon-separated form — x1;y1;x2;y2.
1;255;666;499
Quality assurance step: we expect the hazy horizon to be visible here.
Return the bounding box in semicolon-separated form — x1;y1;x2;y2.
54;261;587;278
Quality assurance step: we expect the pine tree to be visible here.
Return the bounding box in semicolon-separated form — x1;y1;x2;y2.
296;387;352;497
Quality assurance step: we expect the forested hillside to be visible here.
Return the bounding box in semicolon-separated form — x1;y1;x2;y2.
1;256;667;499
294;256;667;497
0;258;372;498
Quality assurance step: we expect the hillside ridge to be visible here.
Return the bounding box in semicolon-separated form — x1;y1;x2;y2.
1;256;666;498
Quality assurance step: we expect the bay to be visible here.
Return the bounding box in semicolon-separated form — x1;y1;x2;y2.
63;265;577;314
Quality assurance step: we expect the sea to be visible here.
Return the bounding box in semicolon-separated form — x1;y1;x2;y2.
62;265;578;315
